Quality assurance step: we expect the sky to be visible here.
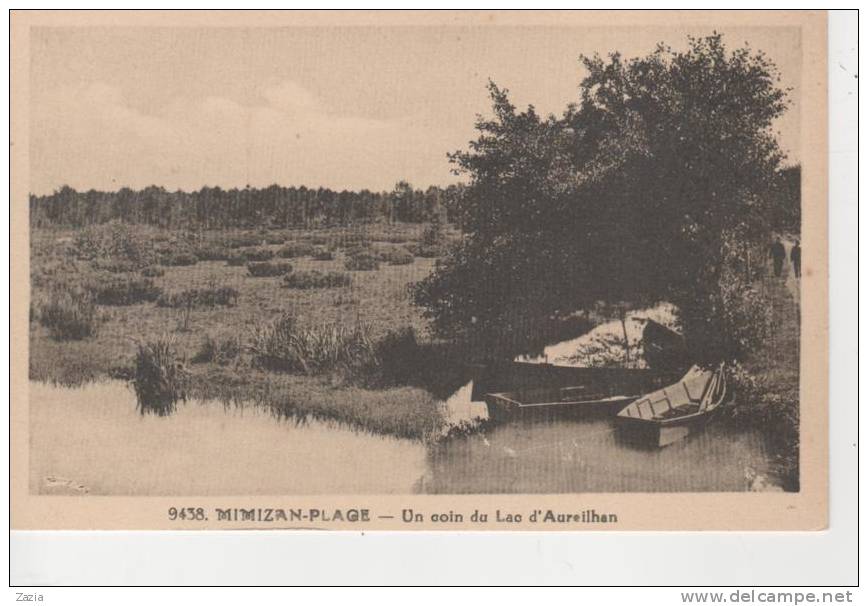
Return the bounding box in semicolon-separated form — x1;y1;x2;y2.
29;25;801;195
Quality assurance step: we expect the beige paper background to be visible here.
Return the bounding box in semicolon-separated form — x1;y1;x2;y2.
10;9;828;531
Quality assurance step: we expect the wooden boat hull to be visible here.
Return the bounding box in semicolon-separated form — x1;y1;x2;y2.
484;392;638;423
615;410;718;448
615;364;729;448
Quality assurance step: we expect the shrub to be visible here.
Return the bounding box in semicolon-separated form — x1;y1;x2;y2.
191;334;241;365
282;270;351;289
264;234;286;245
224;234;261;249
92;258;138;273
309;235;329;246
37;289;100;340
86;275;162;306
140;266;165;277
334;232;370;248
277;242;317;258
72;221;156;268
344;252;380;271
249;313;376;375
247;261;293;277
132;338;187;416
311;248;335;261
226;253;245;267
159;252;199;267
195;245;231;261
408;242;446;258
379;247;414;265
157;286;238;308
238;247;274;262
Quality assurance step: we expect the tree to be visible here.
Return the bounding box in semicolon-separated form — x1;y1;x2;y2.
414;33;790;362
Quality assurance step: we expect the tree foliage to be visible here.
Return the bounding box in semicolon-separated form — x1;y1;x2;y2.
414;33;794;362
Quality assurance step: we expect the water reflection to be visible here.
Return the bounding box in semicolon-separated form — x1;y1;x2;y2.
30;381;426;496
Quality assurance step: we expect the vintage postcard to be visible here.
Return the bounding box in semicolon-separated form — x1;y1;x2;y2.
11;10;828;530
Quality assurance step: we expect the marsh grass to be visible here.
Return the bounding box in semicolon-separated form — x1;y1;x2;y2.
194;245;231;261
191;334;242;365
311;247;335;261
37;288;100;340
157;285;239;308
238;247;274;262
379;247;414;265
247;261;293;277
140;266;166;277
159;252;199;267
277;242;317;258
283;270;350;289
86;274;162;306
249;313;377;375
344;251;380;271
132;337;188;416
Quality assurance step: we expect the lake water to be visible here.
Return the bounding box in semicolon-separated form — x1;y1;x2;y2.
30;376;779;496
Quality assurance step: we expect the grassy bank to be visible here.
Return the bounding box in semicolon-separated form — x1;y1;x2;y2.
29;223;460;441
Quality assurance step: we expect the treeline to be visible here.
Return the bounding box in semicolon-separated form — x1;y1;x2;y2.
29;181;465;229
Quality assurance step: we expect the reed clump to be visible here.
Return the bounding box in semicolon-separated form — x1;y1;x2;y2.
249;313;377;375
132;337;188;416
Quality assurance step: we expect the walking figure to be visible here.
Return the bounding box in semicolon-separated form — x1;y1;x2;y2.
769;237;786;277
791;240;801;279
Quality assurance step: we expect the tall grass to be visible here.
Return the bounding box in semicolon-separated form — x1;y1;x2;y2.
282;270;350;289
157;286;239;308
132;338;187;416
277;242;317;258
86;274;162;305
37;288;100;340
249;313;377;375
191;333;241;365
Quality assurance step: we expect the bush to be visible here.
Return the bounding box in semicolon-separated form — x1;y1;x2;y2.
311;248;334;261
344;252;380;271
249;313;376;375
277;242;317;258
195;245;231;261
238;247;274;262
86;275;162;306
37;289;100;340
282;270;351;289
247;261;293;277
140;266;165;277
379;247;414;265
72;221;156;268
191;334;241;365
264;234;286;245
132;338;187;416
408;242;446;258
226;253;245;266
92;258;139;274
224;234;261;249
157;286;239;308
159;252;199;267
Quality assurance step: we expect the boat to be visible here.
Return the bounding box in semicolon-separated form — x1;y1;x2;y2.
615;363;729;447
482;367;672;422
484;387;641;422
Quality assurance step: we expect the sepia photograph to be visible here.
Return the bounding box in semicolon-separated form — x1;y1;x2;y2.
10;10;830;533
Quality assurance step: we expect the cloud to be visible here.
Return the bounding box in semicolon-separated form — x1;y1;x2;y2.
30;80;460;194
